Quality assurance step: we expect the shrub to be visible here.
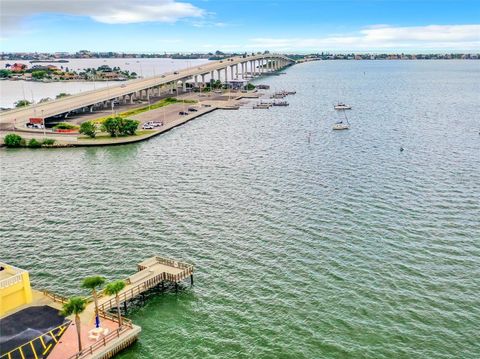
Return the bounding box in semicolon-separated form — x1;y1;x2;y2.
4;134;23;147
56;92;71;99
53;122;78;130
27;138;42;148
42;138;56;146
246;83;256;91
79;121;97;138
32;70;47;79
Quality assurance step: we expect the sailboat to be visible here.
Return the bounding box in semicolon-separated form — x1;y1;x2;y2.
334;102;352;110
333;110;350;130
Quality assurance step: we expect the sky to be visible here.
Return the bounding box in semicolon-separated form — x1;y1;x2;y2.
0;0;479;53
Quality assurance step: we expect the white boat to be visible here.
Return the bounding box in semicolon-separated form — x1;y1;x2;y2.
334;102;352;110
332;122;349;130
332;110;350;130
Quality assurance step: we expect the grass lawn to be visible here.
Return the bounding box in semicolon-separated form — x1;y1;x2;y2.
77;130;155;141
92;97;196;124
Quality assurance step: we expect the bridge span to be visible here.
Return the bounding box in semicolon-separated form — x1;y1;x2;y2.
0;54;293;128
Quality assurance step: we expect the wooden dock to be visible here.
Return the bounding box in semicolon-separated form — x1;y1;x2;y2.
98;256;194;312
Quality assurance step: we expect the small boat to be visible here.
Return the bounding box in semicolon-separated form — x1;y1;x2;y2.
253;103;270;109
273;101;289;106
332;122;349;130
333;110;350;130
334;102;352;110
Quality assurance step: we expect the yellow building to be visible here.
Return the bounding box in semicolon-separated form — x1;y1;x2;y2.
0;262;33;316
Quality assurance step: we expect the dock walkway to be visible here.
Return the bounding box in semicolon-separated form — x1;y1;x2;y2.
98;256;194;312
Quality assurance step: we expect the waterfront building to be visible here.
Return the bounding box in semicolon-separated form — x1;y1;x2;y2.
0;262;32;316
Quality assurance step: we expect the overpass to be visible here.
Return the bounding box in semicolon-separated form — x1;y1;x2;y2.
0;54;294;128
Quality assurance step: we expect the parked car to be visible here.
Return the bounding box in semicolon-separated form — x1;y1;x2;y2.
120;84;127;88
174;71;179;75
188;108;198;112
26;123;44;129
179;111;189;115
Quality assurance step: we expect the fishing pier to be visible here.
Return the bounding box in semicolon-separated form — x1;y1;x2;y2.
98;256;194;313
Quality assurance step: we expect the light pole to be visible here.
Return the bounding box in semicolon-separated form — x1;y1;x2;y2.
41;109;46;138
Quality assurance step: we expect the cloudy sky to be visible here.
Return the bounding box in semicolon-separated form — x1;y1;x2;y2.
0;0;479;53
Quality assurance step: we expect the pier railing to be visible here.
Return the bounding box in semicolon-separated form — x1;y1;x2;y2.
98;309;133;327
65;324;133;359
42;289;70;304
98;265;192;313
154;256;193;270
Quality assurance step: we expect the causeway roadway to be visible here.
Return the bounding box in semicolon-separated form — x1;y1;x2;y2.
0;54;293;129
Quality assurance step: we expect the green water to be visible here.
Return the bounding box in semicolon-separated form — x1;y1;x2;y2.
1;61;479;358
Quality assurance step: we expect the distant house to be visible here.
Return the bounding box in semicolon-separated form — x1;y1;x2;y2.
62;72;79;80
98;71;119;80
11;63;27;72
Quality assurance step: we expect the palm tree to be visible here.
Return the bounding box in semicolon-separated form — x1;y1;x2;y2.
103;280;126;327
61;297;87;351
81;276;105;328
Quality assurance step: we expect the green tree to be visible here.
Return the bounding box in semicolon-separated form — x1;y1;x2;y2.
103;280;126;327
246;83;256;91
4;134;23;147
79;121;97;138
119;119;139;136
81;276;105;328
60;297;87;351
101;117;121;137
14;99;31;108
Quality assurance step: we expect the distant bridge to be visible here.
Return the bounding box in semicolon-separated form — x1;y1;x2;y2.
0;54;294;128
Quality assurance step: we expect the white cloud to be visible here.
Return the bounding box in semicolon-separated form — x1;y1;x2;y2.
1;0;204;34
249;25;480;51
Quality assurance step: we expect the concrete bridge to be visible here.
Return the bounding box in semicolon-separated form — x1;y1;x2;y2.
0;54;293;128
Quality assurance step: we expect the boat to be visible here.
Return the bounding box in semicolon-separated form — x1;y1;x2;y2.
332;110;350;130
334;102;352;110
332;122;349;130
273;101;289;106
253;103;271;109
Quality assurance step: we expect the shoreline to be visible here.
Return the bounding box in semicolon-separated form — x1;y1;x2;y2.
0;91;261;149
